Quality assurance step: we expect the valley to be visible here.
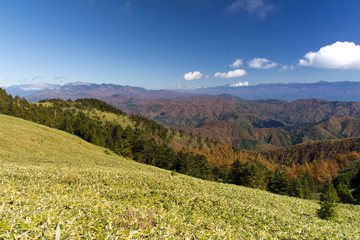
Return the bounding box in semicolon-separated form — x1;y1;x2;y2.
105;94;360;150
14;82;360;150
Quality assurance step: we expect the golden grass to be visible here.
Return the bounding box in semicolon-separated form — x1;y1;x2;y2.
0;114;359;239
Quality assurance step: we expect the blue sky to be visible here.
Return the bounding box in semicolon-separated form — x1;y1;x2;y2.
1;0;360;90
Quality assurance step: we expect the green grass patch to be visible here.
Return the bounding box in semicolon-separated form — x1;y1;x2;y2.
0;114;359;239
83;109;135;129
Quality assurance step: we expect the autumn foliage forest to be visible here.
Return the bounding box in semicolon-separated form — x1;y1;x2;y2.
1;88;360;204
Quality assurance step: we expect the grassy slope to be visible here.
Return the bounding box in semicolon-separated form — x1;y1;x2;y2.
34;101;135;129
0;114;359;239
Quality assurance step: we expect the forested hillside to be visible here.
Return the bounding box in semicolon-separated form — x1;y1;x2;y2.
0;88;276;185
104;94;360;150
2;88;360;203
0;88;213;180
262;138;360;184
1;114;359;238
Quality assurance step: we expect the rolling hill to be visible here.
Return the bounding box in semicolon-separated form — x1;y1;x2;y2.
1;113;360;239
12;81;360;150
104;94;360;150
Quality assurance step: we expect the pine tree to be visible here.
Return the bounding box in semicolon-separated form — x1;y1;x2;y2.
301;177;313;199
231;161;269;190
317;182;339;220
268;168;290;195
289;178;304;198
336;182;354;204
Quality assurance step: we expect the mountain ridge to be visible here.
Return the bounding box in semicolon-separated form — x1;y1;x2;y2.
104;95;360;150
7;80;360;102
7;81;360;150
188;81;360;101
6;82;195;102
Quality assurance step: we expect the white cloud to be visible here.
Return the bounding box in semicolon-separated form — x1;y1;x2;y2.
205;75;210;79
230;81;249;87
183;71;203;81
214;69;247;79
230;59;243;68
279;65;295;72
225;0;274;19
248;58;277;69
299;41;360;70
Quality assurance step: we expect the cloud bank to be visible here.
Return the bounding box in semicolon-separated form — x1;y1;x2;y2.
299;41;360;70
183;71;203;81
248;58;277;69
214;69;247;78
230;81;249;87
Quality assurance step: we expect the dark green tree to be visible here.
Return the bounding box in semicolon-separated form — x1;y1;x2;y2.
317;182;339;220
231;160;269;190
302;177;313;199
352;170;360;203
336;182;354;204
268;168;290;195
289;178;304;198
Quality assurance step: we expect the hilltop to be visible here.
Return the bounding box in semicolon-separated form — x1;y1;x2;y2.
1;114;360;239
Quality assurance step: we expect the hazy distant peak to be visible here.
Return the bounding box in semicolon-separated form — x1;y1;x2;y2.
5;83;61;97
18;83;60;91
188;80;360;101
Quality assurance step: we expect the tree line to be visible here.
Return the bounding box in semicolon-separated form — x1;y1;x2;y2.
1;88;360;204
0;89;214;180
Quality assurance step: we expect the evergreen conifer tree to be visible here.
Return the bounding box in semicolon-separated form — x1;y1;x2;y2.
336;182;354;204
268;168;290;195
302;177;313;199
289;178;304;198
317;182;339;220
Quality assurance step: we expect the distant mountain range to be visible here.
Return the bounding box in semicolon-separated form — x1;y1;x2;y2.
189;81;360;101
5;83;61;97
5;82;194;102
5;80;360;102
6;80;360;150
